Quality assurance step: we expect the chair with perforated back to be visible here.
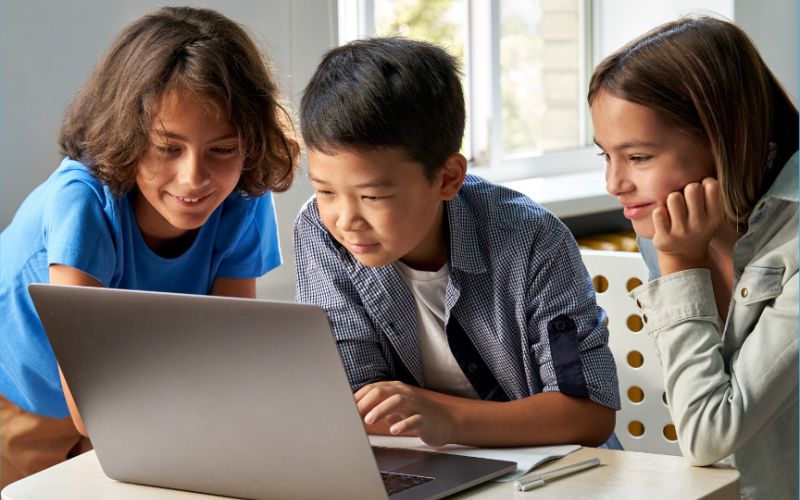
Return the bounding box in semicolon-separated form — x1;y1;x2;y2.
580;249;681;456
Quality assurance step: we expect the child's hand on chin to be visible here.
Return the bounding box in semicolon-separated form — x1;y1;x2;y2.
652;177;722;275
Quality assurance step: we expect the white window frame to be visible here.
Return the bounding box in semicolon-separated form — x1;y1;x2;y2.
337;0;600;183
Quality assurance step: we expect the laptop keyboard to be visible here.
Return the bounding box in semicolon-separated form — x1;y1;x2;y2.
381;471;434;495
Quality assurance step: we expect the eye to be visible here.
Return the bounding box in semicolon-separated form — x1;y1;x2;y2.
211;145;239;155
362;195;391;202
596;151;610;162
315;190;334;198
155;144;180;156
630;155;652;164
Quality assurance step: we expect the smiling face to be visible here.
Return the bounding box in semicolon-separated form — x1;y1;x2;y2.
591;91;715;239
308;147;463;270
134;87;243;245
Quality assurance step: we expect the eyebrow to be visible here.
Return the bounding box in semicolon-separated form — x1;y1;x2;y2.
355;180;395;189
308;176;396;189
152;130;238;143
593;138;659;150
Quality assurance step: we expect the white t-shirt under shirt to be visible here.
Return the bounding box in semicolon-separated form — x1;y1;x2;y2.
393;261;479;399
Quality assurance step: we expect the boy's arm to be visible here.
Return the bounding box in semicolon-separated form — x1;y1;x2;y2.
49;264;104;437
523;216;620;420
211;277;256;298
360;215;619;448
356;381;614;447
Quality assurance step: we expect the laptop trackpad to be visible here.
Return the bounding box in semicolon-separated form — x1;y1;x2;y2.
374;446;480;476
372;446;431;470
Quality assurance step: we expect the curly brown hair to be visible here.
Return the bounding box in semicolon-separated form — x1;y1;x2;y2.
59;6;299;197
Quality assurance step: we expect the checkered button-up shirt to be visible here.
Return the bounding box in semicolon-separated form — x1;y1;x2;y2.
294;175;620;410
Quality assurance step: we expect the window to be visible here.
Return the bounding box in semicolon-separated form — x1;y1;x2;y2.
338;0;597;181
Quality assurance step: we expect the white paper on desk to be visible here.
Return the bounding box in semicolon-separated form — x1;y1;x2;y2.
368;436;580;482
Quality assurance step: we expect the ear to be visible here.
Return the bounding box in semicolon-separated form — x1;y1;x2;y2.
438;153;467;200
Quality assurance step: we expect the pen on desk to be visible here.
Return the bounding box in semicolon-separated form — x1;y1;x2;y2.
513;457;601;492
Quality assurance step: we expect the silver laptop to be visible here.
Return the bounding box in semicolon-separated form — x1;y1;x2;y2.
29;284;515;499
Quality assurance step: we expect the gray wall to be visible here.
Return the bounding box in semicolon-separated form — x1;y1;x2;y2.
736;0;798;100
0;0;336;300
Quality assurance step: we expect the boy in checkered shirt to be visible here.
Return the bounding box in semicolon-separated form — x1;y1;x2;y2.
294;37;619;447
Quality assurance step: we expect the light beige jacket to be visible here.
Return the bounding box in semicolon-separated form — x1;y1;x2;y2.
632;152;798;500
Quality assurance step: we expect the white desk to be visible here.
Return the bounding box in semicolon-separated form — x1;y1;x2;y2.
2;443;738;500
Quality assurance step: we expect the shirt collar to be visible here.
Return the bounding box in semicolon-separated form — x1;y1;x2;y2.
763;151;798;202
445;188;489;274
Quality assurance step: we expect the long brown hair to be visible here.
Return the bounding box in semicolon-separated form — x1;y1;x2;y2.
588;16;798;225
59;6;299;197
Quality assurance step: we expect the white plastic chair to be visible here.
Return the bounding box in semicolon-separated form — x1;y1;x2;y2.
581;249;681;456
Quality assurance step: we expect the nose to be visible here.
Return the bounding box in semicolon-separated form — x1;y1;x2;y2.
176;151;210;189
335;199;367;232
605;160;632;197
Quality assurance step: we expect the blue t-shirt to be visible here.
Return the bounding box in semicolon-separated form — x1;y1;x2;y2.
0;158;282;417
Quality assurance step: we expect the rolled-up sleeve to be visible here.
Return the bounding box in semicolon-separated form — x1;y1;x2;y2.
526;221;621;410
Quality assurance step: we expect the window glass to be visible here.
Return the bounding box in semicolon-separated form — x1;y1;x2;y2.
500;0;582;155
374;0;471;159
369;0;586;169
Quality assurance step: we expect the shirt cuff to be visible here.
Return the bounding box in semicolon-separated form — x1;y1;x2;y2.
629;268;719;333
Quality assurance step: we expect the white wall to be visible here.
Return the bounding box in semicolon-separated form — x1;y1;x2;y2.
593;0;734;60
0;0;336;300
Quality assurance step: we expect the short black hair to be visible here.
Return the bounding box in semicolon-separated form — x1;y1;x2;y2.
300;37;465;180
